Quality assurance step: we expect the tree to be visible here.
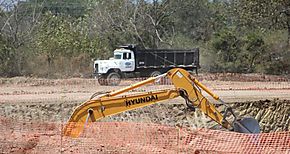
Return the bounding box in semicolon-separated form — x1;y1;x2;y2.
0;0;44;76
207;28;266;73
0;34;18;76
89;0;176;49
232;0;290;46
35;12;103;77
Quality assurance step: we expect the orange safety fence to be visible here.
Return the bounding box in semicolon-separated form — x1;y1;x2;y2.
99;77;290;91
0;117;289;154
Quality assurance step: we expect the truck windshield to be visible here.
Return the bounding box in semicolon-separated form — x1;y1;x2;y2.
114;54;122;59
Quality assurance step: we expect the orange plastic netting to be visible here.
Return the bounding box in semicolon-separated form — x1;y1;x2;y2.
0;118;289;154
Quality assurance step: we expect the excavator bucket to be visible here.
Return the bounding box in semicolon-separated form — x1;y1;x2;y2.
233;117;260;134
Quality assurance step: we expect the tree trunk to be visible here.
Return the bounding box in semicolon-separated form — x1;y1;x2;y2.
288;18;290;47
47;55;52;78
287;7;290;47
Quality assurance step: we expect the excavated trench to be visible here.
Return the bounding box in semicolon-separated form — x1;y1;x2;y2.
0;99;289;133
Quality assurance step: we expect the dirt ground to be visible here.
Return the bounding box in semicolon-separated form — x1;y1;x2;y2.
0;75;289;153
0;75;289;127
1;76;290;104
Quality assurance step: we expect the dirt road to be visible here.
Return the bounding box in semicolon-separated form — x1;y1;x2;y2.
1;79;290;104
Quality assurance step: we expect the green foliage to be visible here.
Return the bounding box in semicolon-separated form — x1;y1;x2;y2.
261;30;290;74
232;0;290;45
33;12;106;77
1;0;290;77
209;28;241;72
23;0;90;17
36;13;100;57
0;35;18;76
206;28;267;73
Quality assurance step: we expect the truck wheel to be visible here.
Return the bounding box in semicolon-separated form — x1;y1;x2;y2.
107;72;121;86
150;71;163;84
98;77;108;86
187;70;194;75
150;71;161;77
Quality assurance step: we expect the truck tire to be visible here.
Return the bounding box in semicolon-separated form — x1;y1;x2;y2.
107;72;121;86
150;71;161;77
98;76;108;86
150;71;163;84
187;70;194;75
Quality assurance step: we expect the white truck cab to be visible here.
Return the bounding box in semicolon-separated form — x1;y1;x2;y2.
94;48;135;85
113;49;135;72
94;48;135;74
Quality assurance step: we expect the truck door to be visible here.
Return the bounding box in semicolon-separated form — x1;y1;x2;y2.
120;52;135;72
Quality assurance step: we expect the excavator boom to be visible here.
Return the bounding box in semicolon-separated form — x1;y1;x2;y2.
63;68;260;138
64;89;180;137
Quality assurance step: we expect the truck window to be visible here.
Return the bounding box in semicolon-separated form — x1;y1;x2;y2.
123;53;128;59
114;54;122;59
123;52;132;59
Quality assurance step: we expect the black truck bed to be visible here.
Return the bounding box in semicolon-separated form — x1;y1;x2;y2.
134;48;200;69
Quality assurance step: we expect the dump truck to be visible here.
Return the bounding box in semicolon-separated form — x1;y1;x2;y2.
94;45;200;86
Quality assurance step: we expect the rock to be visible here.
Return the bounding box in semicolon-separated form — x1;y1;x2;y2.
176;110;184;116
255;110;264;121
261;109;272;123
239;110;247;116
275;127;282;132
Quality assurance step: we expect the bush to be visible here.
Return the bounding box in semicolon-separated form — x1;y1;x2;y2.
204;28;268;73
0;35;19;77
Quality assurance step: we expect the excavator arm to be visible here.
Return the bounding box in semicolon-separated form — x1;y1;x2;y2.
64;89;180;137
167;68;232;128
63;68;260;138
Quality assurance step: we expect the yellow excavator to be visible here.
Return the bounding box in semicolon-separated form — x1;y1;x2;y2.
63;68;260;138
